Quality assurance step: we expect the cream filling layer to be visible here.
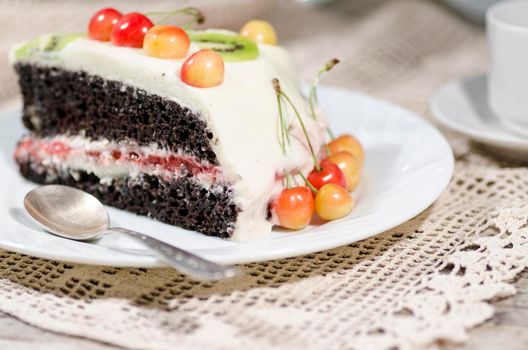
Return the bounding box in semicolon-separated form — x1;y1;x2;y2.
15;135;222;188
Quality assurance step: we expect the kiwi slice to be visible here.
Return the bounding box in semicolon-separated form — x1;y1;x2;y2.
14;33;83;60
188;31;259;62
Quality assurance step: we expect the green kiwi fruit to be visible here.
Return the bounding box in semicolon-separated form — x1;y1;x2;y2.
14;31;258;62
188;31;259;62
14;33;83;60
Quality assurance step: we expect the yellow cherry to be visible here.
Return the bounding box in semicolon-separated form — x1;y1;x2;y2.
314;183;354;221
323;151;361;192
180;49;224;88
327;134;365;167
240;20;278;45
144;25;190;59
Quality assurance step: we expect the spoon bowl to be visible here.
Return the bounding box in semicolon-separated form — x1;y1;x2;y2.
24;185;108;240
23;185;239;280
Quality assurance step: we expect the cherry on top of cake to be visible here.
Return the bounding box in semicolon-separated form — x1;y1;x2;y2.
12;7;282;89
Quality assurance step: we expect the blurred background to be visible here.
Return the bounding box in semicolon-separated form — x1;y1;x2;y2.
0;0;500;111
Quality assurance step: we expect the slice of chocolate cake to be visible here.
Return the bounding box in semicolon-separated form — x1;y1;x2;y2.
9;29;327;241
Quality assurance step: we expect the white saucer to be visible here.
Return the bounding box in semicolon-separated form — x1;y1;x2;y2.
431;74;528;158
0;86;454;267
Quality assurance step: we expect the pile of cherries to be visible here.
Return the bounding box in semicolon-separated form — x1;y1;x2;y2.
271;64;364;230
272;134;364;229
88;8;278;88
87;8;222;88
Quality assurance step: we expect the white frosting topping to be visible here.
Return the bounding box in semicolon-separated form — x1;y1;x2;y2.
13;34;327;241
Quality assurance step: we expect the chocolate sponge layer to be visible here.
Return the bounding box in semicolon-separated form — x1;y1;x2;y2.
14;63;218;164
18;159;239;238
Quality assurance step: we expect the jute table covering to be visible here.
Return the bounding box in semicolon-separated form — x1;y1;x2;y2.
1;1;527;349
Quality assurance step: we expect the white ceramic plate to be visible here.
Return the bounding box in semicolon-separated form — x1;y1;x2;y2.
0;85;453;267
431;74;528;158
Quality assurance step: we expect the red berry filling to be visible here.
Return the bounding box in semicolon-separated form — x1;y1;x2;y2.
15;138;220;179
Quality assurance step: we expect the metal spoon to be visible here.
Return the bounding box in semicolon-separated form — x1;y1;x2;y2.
23;184;239;280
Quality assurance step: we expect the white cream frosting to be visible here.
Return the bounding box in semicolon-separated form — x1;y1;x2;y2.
12;33;328;241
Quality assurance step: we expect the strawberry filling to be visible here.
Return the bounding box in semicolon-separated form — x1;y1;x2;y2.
15;138;220;178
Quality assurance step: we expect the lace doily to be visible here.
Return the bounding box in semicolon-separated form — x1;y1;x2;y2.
1;1;527;349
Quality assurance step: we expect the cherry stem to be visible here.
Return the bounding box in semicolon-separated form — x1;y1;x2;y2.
275;93;284;153
326;127;335;140
309;58;339;119
308;81;319;120
273;78;320;171
285;172;293;189
324;144;331;157
275;95;283;152
273;79;291;154
309;58;340;140
298;172;318;194
279;91;320;171
146;7;205;28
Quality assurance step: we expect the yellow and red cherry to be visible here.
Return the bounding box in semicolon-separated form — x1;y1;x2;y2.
322;152;361;192
272;186;314;230
240;20;278;45
315;183;354;221
327;134;365;167
143;25;190;59
307;162;346;193
180;49;225;88
88;8;122;42
111;12;153;48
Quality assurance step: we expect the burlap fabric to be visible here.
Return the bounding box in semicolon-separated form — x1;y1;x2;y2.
1;0;527;349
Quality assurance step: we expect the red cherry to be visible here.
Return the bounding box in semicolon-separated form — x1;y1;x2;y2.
307;162;346;193
88;8;122;41
271;186;314;230
111;12;153;48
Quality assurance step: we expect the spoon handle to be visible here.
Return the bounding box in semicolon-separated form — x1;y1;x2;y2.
109;227;239;280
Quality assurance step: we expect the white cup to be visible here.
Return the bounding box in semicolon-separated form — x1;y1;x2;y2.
488;1;528;135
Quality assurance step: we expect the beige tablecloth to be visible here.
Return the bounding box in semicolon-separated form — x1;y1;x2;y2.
1;1;527;349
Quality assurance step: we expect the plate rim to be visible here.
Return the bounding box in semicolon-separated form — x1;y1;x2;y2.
0;85;454;267
431;73;528;150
